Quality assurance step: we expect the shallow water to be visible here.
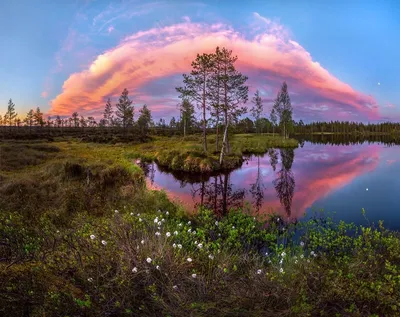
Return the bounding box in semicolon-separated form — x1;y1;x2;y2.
142;141;400;230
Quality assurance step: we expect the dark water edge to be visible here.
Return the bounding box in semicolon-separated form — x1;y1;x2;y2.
141;136;400;230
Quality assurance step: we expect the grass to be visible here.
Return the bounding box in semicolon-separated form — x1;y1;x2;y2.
1;139;399;316
128;133;298;173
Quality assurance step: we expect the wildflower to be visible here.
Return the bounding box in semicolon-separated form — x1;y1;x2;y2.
257;269;262;275
194;241;198;245
174;231;178;236
295;260;298;264
310;251;315;256
279;259;283;265
157;227;161;230
178;223;183;227
155;232;161;236
115;210;119;213
265;252;269;256
293;256;297;259
191;273;197;278
158;221;162;226
101;240;107;246
158;209;161;213
232;226;235;229
172;243;177;248
188;229;192;233
279;268;284;273
146;257;152;263
208;254;214;260
139;218;143;222
166;211;169;215
300;254;304;259
187;258;192;262
132;267;138;273
300;241;305;247
215;221;219;226
141;240;145;245
154;218;159;223
173;285;178;290
136;245;139;250
281;251;286;257
277;217;280;222
137;213;140;217
90;234;96;240
178;244;182;249
307;259;310;263
197;243;203;249
162;219;165;223
218;233;221;237
192;230;196;235
130;212;134;216
166;232;171;237
156;265;160;270
188;221;191;225
88;277;94;282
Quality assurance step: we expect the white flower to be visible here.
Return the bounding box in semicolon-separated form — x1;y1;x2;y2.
155;232;161;236
197;243;203;249
154;218;159;223
307;259;310;263
300;254;304;259
87;277;94;282
300;241;305;247
277;217;280;222
208;254;214;260
188;221;191;225
158;221;162;226
187;258;192;262
178;223;182;227
178;244;182;249
295;260;298;264
166;211;169;215
293;256;297;259
137;213;140;216
172;243;177;248
256;269;262;275
146;257;152;263
114;210;118;213
279;259;283;265
279;268;284;273
162;219;165;223
310;251;315;256
281;252;286;257
139;218;142;222
158;209;161;212
232;226;235;229
132;267;138;273
268;260;272;263
173;285;178;290
191;273;197;278
174;231;178;236
166;232;171;237
141;240;145;245
130;212;134;216
218;233;221;237
136;245;140;250
156;265;160;270
101;240;107;246
265;252;269;256
188;229;192;233
192;231;196;235
157;227;161;230
194;241;198;245
215;221;219;226
90;234;96;240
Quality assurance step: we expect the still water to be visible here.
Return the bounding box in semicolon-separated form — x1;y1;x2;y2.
141;141;400;230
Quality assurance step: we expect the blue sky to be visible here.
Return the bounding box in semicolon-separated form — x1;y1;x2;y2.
0;0;399;122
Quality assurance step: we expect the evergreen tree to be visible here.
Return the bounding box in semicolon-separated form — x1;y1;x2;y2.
25;109;34;134
5;99;17;131
115;88;134;132
137;104;152;136
176;53;214;152
72;112;79;127
34;107;44;127
251;90;263;134
169;117;176;129
272;82;293;139
270;107;277;136
103;98;114;127
179;99;195;137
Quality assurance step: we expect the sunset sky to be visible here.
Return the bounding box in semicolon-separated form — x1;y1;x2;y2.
1;0;399;122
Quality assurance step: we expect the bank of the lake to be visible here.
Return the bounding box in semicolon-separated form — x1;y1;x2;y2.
129;133;298;173
1;140;399;317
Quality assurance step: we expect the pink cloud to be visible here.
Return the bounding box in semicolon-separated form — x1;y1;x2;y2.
41;91;48;98
49;15;380;120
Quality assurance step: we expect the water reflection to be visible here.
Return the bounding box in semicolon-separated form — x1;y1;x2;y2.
142;140;399;228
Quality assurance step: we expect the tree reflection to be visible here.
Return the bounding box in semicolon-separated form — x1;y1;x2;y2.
191;173;245;217
272;148;295;217
249;155;266;213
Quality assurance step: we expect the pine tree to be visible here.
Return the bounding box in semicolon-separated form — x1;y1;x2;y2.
137;104;152;136
5;99;17;132
115;88;134;132
25;109;34;134
72;112;79;127
272;82;293;139
169;117;176;129
34;107;44;127
179;99;195;137
103;98;114;127
176;53;214;152
270;107;277;136
251;90;263;134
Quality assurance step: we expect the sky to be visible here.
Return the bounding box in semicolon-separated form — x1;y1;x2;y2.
1;0;399;123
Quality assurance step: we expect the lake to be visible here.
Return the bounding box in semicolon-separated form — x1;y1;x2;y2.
141;139;400;230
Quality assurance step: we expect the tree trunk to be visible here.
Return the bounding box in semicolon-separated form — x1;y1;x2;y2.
219;120;229;165
202;74;207;152
215;111;219;152
183;117;186;137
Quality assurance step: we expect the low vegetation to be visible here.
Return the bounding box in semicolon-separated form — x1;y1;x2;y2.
1;140;399;316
